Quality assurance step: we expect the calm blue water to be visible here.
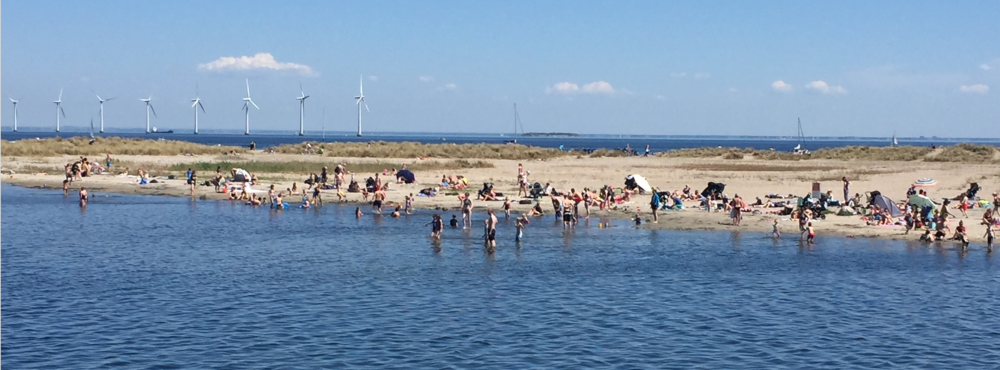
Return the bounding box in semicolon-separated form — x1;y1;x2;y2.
4;131;998;153
3;184;999;369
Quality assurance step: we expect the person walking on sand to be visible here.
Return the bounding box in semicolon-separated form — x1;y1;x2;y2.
649;190;661;223
484;209;498;249
461;192;474;229
106;153;113;171
79;187;89;207
842;177;850;206
645;144;651;157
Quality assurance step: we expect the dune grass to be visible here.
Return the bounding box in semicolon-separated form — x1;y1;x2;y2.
924;143;999;163
657;144;997;163
267;141;568;160
1;136;246;156
167;159;493;175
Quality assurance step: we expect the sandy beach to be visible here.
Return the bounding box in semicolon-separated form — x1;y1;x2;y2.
4;149;998;244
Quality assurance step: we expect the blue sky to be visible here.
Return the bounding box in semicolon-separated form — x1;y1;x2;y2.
3;1;998;137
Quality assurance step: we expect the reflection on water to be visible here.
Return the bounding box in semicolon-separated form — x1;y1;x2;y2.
2;184;999;369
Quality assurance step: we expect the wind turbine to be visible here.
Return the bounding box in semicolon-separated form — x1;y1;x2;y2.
242;78;259;135
191;85;206;134
96;93;116;133
296;83;309;136
354;75;369;137
54;88;66;133
140;96;157;133
9;97;19;132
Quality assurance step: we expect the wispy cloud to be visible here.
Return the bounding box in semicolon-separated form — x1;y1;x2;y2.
806;80;847;94
198;52;315;76
419;75;434;82
959;84;989;94
771;80;793;93
547;81;616;95
443;83;457;90
981;64;992;71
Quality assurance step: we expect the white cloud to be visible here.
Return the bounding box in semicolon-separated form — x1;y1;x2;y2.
444;83;457;90
581;81;616;94
547;82;580;94
547;81;617;95
198;52;315;76
959;84;989;94
419;75;434;82
771;80;793;92
980;64;991;71
805;80;847;94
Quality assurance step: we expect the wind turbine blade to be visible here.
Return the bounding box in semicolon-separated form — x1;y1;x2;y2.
246;78;251;97
8;97;15;103
199;101;206;113
360;75;364;95
96;94;103;101
149;104;157;117
191;100;199;108
300;82;304;97
249;100;260;110
60;106;66;117
106;97;117;102
303;95;310;100
364;100;370;113
243;102;248;111
59;88;63;101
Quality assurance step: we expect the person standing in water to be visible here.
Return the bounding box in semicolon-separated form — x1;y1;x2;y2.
806;222;816;244
426;214;444;239
772;219;781;238
515;214;530;242
79;187;89;207
485;208;498;249
189;170;198;195
461;192;474;229
985;224;995;252
502;198;512;219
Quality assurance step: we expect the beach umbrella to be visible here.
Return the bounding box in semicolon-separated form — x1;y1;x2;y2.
625;174;652;193
396;169;416;184
912;178;937;188
908;194;936;209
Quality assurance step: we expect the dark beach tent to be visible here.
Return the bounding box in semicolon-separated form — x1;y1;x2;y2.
396;169;416;184
871;192;903;217
701;182;726;198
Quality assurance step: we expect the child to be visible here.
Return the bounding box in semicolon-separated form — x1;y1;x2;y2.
391;205;401;218
355;207;363;218
426;214;443;239
405;194;413;214
449;215;459;228
633;213;642;226
806;222;815;244
772;219;781;238
503;198;512;219
515;214;529;242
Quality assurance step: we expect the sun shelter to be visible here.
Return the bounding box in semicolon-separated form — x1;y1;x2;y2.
912;178;937;188
232;168;251;183
908;194;936;209
624;175;652;194
396;169;416;184
871;191;903;217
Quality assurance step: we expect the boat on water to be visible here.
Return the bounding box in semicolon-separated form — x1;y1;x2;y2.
152;127;174;134
504;103;526;144
792;118;810;154
891;132;899;147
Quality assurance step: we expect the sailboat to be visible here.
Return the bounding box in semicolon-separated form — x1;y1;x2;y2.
891;132;899;147
792;118;809;154
505;103;525;144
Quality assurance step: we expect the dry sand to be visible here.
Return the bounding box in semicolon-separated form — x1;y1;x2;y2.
3;153;998;244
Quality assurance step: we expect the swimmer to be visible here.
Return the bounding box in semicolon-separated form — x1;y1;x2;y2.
79;187;89;207
772;219;780;238
356;207;363;218
391;205;401;218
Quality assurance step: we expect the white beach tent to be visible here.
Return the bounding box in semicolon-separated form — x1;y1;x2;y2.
625;174;652;193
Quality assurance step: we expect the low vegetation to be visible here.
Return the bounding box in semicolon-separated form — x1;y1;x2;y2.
657;144;998;163
268;141;568;160
167;159;493;175
0;137;245;156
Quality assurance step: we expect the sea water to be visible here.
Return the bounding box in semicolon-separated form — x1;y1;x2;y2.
2;184;998;369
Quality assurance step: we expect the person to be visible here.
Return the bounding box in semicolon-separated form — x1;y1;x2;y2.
904;212;915;234
799;210;811;240
189;170;198;195
920;229;935;243
79;187;89;207
372;189;385;214
958;194;970;218
842;177;850;206
461;192;473;228
562;197;575;229
527;201;544;217
644;144;651;157
274;192;284;209
450;215;459;228
650;191;661;223
502;198;512;219
806;222;815;244
405;194;413;214
985;224;995;252
186;168;193;185
427;214;444;239
105;153;112;171
772;219;781;238
485;208;498;249
301;193;311;208
633;213;642;226
291;182;299;194
312;186;322;206
510;213;528;239
355;207;363;218
391;205;401;218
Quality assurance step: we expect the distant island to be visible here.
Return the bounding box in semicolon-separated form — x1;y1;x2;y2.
522;132;579;137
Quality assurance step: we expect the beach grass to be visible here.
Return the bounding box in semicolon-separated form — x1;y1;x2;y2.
1;137;246;156
924;143;999;163
657;144;997;163
267;141;568;160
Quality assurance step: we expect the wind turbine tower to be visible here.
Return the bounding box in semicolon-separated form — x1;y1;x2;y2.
96;93;116;133
9;97;19;132
297;83;309;136
354;76;369;137
53;88;66;133
140;96;157;134
242;78;259;135
191;86;205;134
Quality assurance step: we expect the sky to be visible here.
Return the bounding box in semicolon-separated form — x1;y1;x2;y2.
2;0;998;137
